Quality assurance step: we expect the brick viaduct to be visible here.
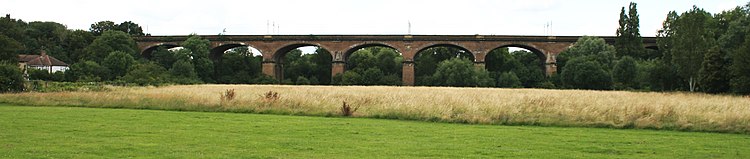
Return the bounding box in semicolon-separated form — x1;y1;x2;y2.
134;35;657;86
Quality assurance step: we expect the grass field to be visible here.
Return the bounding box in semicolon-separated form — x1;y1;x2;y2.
1;105;749;158
1;85;749;133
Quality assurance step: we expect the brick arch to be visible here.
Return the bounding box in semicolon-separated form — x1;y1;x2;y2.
485;44;548;73
140;42;181;59
410;43;475;61
210;42;264;60
342;42;402;62
272;42;334;62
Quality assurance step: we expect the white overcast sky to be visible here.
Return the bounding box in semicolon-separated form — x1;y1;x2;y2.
1;0;746;36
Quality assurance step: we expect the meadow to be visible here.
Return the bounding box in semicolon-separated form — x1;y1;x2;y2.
1;85;749;134
1;105;748;158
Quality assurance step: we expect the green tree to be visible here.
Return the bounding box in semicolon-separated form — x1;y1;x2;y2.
150;46;177;69
670;6;716;92
361;68;385;85
181;35;213;82
615;2;650;59
0;35;22;63
102;51;136;79
115;21;145;36
558;36;616;72
561;58;612;90
65;60;110;82
89;21;116;36
613;56;638;89
83;30;138;63
431;58;494;87
698;46;729;93
61;30;95;63
170;59;200;84
312;48;332;84
731;31;750;94
122;62;171;86
496;72;522;88
194;58;214;83
0;63;25;92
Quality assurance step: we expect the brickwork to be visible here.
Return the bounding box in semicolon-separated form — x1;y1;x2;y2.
135;35;657;86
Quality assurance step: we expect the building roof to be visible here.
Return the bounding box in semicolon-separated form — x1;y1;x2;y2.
18;51;69;66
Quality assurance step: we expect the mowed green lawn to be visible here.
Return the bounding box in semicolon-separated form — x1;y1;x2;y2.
1;106;748;158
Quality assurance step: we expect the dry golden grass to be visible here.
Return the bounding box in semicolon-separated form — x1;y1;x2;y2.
2;84;749;133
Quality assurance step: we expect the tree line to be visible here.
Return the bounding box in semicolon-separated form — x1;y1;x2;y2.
2;2;750;95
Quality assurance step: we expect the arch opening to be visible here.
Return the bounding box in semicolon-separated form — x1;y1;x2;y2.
142;43;180;59
413;44;475;86
213;45;266;84
274;44;332;85
485;45;548;88
337;44;403;85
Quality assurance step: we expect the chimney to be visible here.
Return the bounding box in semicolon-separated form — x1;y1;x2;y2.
40;50;47;56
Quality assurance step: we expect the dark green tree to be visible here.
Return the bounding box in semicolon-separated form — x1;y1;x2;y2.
615;2;650;59
61;30;95;63
731;31;750;94
89;21;116;36
698;46;729;93
496;72;522;88
431;58;494;87
65;60;110;82
0;63;25;93
115;21;145;36
613;56;638;89
0;35;22;63
83;30;138;63
170;59;201;84
561;58;612;90
102;51;136;79
181;35;213;82
312;48;332;84
122;62;171;86
670;6;716;92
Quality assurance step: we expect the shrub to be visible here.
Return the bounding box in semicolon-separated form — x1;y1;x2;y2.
0;63;25;93
340;101;358;117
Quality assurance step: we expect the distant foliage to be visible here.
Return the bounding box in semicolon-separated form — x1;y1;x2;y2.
0;63;25;93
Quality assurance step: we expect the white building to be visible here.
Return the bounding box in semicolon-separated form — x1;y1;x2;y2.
18;50;69;73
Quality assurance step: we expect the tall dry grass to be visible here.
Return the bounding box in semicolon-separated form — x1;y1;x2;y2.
1;85;749;133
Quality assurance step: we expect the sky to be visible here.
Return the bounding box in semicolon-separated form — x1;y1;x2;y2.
1;0;747;37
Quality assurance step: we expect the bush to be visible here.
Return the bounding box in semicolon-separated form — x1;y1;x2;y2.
431;58;494;87
122;62;171;86
0;63;25;92
496;72;522;88
561;58;612;90
295;76;310;85
28;68;65;81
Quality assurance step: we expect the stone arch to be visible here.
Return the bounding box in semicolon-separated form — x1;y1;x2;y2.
140;42;180;59
342;42;401;62
210;42;264;60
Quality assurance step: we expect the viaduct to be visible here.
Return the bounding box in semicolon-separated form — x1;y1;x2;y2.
134;35;657;86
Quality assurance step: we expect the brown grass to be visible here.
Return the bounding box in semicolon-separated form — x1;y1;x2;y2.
1;85;749;133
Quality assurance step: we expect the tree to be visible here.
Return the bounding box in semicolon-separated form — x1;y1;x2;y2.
0;35;22;63
122;62;171;86
731;32;750;94
102;51;136;79
65;61;110;82
83;30;138;63
670;6;716;92
170;59;200;84
698;46;729;93
558;36;617;74
431;58;494;87
496;72;522;88
561;58;612;90
194;58;214;83
61;30;95;63
312;48;332;84
361;68;385;85
115;21;145;36
89;21;116;36
181;35;213;82
0;63;25;93
613;56;638;89
615;2;649;59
